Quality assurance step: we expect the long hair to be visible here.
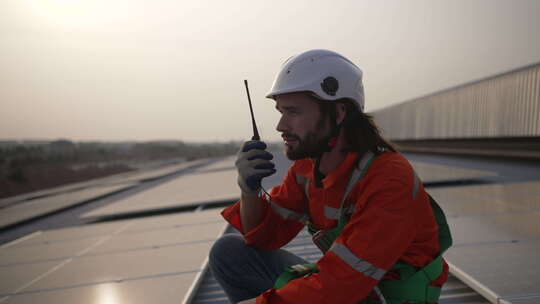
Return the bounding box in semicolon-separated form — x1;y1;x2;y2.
317;99;397;155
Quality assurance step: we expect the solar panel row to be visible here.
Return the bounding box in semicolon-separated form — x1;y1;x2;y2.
0;209;226;304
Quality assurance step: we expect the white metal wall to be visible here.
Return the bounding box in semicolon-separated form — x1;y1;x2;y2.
373;63;540;140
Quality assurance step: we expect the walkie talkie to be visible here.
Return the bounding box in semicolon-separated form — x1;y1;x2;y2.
244;80;260;141
242;80;275;193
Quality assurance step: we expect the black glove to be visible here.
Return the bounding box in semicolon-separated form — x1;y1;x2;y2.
235;140;276;195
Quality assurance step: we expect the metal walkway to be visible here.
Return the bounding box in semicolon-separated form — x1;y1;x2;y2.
189;229;490;304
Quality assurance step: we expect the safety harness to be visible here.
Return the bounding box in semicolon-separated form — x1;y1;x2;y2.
273;152;453;304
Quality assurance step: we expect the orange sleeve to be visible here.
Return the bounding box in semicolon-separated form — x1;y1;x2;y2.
221;165;308;250
257;165;427;304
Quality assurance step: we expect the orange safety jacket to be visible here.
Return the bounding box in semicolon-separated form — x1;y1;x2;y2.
222;152;448;304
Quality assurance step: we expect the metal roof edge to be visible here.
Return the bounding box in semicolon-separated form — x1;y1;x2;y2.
447;261;502;304
181;223;229;304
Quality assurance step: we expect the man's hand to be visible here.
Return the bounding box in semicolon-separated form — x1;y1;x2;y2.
236;140;276;195
238;298;257;304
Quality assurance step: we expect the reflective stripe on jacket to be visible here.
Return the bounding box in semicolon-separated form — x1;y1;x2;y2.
221;152;445;304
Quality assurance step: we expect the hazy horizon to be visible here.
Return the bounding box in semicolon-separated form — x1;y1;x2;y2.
1;0;539;142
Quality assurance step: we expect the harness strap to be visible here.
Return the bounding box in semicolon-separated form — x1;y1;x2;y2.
340;151;375;209
377;258;443;303
296;152;374;208
307;152;376;253
274;263;319;289
429;194;453;252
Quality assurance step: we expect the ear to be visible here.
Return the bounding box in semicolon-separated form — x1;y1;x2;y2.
336;103;347;125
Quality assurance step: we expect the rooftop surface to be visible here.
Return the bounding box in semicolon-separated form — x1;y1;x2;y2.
1;152;539;304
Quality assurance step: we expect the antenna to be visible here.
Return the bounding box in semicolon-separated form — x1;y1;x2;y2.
244;80;260;141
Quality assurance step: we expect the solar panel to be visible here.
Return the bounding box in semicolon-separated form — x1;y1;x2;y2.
410;161;498;183
7;222;128;247
3;270;199;304
446;240;540;297
108;159;209;184
0;260;62;295
504;296;540;304
193;157;235;173
0;184;135;230
429;182;540;217
82;169;239;219
0;159;207;210
82;153;293;221
0;209;225;303
427;180;540;301
28;241;212;290
88;221;224;255
0;237;107;266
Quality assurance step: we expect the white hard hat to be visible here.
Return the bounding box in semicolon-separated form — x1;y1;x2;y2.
266;49;365;111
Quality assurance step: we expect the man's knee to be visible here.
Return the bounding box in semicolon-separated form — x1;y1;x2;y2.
209;233;247;265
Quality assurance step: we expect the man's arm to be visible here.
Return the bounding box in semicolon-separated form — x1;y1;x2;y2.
240;192;267;233
223;141;306;249
236;140;276;233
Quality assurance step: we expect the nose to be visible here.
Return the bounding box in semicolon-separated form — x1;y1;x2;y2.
276;114;289;133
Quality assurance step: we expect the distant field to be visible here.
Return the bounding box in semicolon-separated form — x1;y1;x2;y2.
0;140;243;199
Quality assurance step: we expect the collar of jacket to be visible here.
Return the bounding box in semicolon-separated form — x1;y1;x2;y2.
294;152;360;189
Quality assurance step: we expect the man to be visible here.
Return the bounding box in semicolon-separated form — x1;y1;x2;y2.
209;49;451;304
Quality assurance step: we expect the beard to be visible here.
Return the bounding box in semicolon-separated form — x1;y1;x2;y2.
284;131;330;160
283;118;332;160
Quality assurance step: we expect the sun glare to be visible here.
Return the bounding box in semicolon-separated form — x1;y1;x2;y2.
94;283;121;304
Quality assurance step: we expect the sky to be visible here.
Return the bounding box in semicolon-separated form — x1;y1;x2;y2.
1;0;539;142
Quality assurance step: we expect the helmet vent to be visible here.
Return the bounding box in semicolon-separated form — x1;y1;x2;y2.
321;76;339;96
